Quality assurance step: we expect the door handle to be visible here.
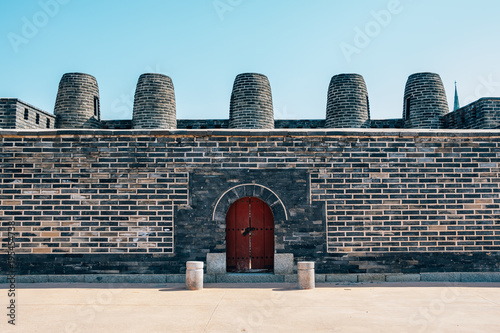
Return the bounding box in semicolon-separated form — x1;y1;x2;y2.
242;227;256;236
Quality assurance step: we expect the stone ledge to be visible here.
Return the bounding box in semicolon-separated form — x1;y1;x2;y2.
1;272;499;284
358;274;386;282
326;274;358;283
421;272;461;282
460;272;500;283
385;274;421;283
216;274;284;283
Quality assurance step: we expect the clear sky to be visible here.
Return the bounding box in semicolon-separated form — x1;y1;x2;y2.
1;0;500;120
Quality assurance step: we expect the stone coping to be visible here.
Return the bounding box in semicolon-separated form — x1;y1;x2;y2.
1;128;500;137
2;272;499;284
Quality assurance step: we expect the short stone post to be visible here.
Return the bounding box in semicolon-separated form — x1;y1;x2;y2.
186;261;204;290
298;262;315;289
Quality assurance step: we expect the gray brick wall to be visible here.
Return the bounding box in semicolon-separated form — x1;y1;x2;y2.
229;73;274;129
132;74;176;129
0;99;17;129
403;73;449;129
274;119;325;129
326;74;370;128
370;118;404;129
1;129;499;274
101;119;133;129
443;98;500;129
0;99;56;130
175;119;326;129
177;119;228;129
54;73;101;129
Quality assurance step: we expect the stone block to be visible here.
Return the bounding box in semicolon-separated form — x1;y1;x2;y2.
421;272;461;282
17;275;48;283
325;274;358;283
274;253;294;275
284;274;298;283
167;275;186;283
358;274;386;282
207;253;226;275
385;274;421;282
204;274;216;283
216;274;284;283
82;274;167;283
48;275;85;283
315;274;326;283
460;272;500;283
127;275;166;283
84;275;118;283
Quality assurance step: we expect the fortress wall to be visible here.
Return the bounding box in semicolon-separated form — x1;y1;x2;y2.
102;119;327;130
229;73;274;129
0;99;17;129
0;99;55;130
132;74;176;129
1;129;499;274
54;73;101;129
369;118;404;129
443;98;500;129
326;74;370;128
176;119;327;129
403;73;449;129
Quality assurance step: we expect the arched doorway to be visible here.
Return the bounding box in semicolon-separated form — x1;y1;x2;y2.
226;197;274;273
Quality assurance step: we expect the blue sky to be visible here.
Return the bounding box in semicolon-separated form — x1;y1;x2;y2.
1;0;499;120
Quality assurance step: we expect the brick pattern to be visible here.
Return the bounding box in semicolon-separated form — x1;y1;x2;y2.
103;119;327;130
176;119;326;129
132;74;176;129
229;73;274;129
1;99;56;130
309;135;500;253
370;118;404;129
54;73;101;129
0;134;189;254
443;98;500;129
0;99;17;129
404;73;449;129
274;119;325;129
177;119;228;129
101;119;133;129
1;130;499;258
326;74;370;128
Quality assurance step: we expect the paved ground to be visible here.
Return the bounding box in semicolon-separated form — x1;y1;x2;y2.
1;282;499;332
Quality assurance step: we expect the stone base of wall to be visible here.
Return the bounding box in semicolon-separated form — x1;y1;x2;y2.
3;272;499;284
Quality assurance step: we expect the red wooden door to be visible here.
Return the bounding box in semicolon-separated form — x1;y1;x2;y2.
226;197;274;272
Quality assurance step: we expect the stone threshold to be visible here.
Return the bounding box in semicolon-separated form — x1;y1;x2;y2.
2;272;500;284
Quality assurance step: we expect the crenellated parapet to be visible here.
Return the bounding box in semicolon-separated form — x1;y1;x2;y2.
54;73;101;129
132;73;176;129
2;71;500;130
403;72;449;129
326;73;370;128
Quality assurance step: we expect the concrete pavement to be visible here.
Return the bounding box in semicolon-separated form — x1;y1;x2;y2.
1;282;500;332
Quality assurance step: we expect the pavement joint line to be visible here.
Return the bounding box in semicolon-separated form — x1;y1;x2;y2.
203;290;226;332
477;295;500;306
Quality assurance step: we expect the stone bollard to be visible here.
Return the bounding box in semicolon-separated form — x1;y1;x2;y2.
298;262;315;290
186;261;204;290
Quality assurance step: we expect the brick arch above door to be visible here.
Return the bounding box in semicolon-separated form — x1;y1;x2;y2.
212;183;288;223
